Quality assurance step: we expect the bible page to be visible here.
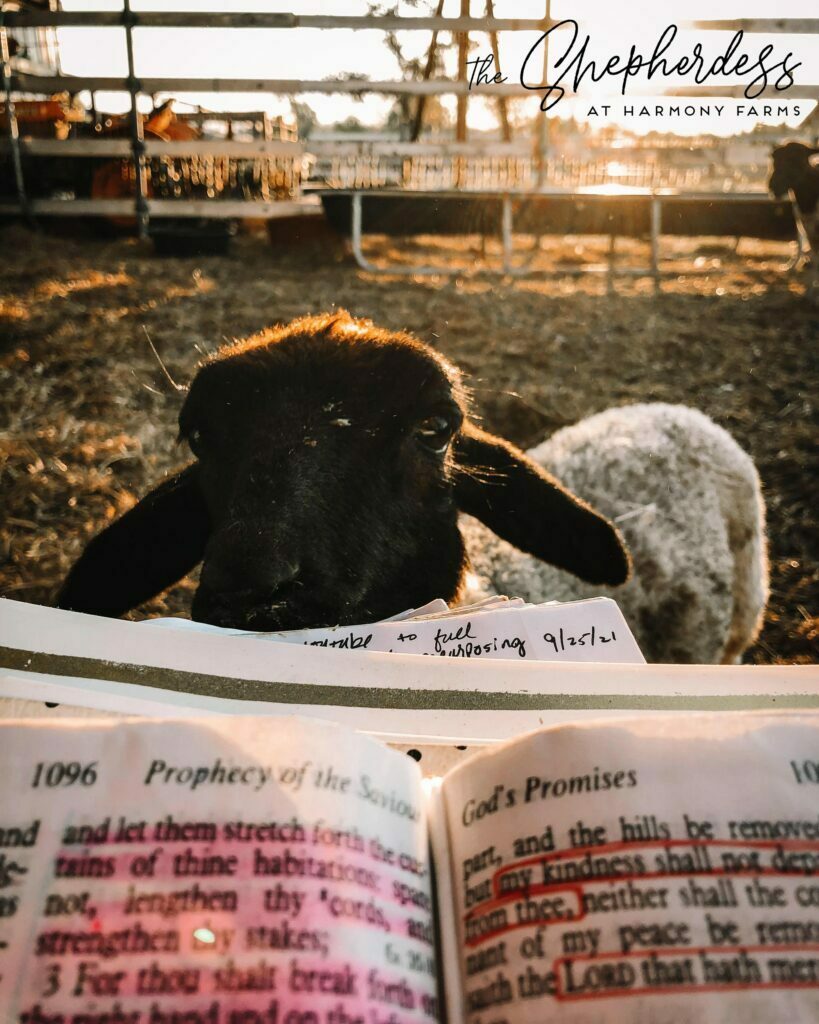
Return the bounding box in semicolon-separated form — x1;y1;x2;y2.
0;717;439;1023
438;712;819;1022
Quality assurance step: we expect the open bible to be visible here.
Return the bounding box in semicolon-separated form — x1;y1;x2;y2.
1;713;818;1023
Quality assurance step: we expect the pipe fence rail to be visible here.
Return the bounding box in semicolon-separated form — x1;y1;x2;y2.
305;186;802;294
5;10;818;32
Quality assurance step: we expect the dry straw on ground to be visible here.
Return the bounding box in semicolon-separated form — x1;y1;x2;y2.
1;223;816;663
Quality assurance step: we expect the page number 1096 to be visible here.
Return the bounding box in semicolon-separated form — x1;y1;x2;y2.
32;761;98;788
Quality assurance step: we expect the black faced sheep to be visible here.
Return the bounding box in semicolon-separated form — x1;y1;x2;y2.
56;312;768;663
769;141;819;271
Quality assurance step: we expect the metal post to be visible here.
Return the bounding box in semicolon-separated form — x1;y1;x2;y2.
123;0;149;239
650;194;661;292
351;191;369;268
0;13;32;224
501;194;513;274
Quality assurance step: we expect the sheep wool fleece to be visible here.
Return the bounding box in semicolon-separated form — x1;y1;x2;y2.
460;403;768;664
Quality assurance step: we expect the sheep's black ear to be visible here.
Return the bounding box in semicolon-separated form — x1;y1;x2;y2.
453;423;631;586
56;463;209;617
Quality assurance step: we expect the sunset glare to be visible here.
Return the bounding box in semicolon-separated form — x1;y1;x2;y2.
56;0;818;137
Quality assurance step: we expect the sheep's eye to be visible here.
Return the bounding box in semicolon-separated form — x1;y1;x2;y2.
416;415;452;454
187;427;208;458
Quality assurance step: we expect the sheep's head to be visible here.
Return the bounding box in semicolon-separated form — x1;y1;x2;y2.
769;142;819;204
57;312;630;630
183;313;469;629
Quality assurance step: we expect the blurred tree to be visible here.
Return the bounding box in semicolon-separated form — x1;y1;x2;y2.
335;115;368;133
290;99;317;140
368;0;460;139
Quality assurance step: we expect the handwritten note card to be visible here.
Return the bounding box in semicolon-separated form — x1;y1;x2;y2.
260;598;645;664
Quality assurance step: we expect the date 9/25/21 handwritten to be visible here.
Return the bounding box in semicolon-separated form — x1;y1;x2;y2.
266;598;644;665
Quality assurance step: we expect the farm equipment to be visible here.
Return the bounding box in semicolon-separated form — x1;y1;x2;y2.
0;97;303;253
0;92;90;196
83;101;237;254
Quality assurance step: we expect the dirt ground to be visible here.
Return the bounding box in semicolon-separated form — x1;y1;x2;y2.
1;221;816;663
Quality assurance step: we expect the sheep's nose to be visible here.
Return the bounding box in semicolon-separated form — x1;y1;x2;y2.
199;542;300;598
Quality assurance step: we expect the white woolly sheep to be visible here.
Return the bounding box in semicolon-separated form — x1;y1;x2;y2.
460;403;769;664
